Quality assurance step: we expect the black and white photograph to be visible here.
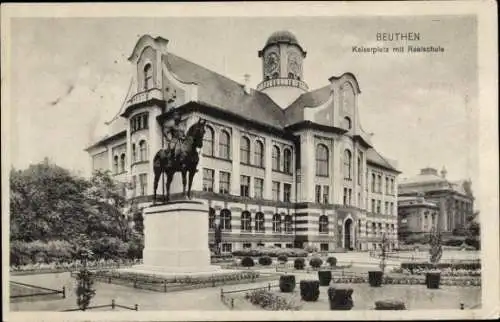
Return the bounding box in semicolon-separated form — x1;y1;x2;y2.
2;2;498;321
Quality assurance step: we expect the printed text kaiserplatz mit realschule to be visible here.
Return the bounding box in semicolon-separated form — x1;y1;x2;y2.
352;45;445;54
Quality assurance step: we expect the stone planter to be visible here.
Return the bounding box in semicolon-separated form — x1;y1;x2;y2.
300;280;320;302
426;272;441;289
368;271;383;287
374;300;406;310
328;287;353;310
318;270;332;286
279;275;296;293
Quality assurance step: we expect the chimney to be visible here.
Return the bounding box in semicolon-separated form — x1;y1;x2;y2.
243;74;251;94
440;166;447;178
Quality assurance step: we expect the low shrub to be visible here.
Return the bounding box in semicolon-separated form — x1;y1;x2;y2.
374;300;406;310
244;289;301;310
294;258;305;270
258;256;272;266
328;287;354;310
318;270;332;286
277;253;288;263
279;275;296;293
368;271;383;287
241;257;255;267
326;256;337;267
401;262;481;271
299;280;320;302
309;256;323;269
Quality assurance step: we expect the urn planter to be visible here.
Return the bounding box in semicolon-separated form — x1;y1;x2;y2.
299;280;320;302
368;271;383;287
328;287;354;310
426;272;441;289
279;275;296;293
318;270;332;286
374;299;406;310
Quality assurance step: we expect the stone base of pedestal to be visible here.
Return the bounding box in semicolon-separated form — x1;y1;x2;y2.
141;200;212;270
117;265;243;279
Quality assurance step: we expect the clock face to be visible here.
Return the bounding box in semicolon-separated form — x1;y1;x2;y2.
288;53;301;75
265;52;279;74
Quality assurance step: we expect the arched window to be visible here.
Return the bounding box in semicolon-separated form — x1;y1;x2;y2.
113;155;119;174
220;209;231;231
254;140;264;167
272;145;280;171
344;149;352;179
283;148;292;174
255;212;265;233
208;207;216;230
319;215;329;233
219;130;230;159
272;214;282;233
241;211;251;232
315;144;329;176
144;63;153;90
120;153;126;173
344;116;352;129
139;140;148;161
240;136;250;164
284;215;293;233
132;144;137;163
203;125;214;156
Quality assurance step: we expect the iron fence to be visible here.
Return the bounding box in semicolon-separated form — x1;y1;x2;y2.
62;299;138;311
10;281;66;299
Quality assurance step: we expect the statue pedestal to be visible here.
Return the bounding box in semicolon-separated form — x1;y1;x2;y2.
122;200;222;275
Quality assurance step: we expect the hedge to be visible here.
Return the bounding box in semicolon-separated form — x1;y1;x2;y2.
232;247;307;258
401;262;481;271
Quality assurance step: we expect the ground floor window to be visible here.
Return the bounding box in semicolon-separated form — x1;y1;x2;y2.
243;243;251;249
221;243;232;253
274;243;282;248
285;243;293;248
257;242;264;247
320;243;329;251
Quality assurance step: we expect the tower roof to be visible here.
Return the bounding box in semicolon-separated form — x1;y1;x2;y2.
266;30;299;46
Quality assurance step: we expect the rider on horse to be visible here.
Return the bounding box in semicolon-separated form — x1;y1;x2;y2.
163;110;186;164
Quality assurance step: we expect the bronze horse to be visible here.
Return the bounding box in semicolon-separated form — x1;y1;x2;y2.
152;118;206;204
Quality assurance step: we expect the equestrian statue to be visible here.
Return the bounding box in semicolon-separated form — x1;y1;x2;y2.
152;110;207;204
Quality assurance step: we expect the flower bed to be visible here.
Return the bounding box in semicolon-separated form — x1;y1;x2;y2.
10;259;140;275
244;289;302;310
232;247;308;258
328;274;480;287
400;262;480;271
392;267;481;277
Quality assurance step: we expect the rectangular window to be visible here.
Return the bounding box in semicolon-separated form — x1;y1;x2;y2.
254;178;264;199
202;168;214;192
358;192;361;207
219;171;230;194
348;189;352;205
274;243;282;248
221;243;232;253
320;243;329;252
377;200;381;213
240;175;250;197
242;243;252;249
315;185;321;203
283;183;292;202
385;177;389;194
322;185;329;204
390;202;394;215
272;181;280;201
391;178;395;194
357;152;363;185
343;188;348;205
371;199;375;213
138;173;147;196
285;243;293;249
371;173;376;192
384;201;388;214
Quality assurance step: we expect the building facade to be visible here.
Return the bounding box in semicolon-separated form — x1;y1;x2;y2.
86;31;400;253
398;167;474;237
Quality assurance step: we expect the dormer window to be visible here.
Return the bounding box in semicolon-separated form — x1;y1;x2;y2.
144;63;153;90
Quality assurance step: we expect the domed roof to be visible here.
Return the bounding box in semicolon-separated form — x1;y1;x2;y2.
266;30;299;46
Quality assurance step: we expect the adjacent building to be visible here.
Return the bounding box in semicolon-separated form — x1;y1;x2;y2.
86;31;400;253
398;167;474;239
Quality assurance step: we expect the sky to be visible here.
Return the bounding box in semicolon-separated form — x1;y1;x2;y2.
9;16;478;198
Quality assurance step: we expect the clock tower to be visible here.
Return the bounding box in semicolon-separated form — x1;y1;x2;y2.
257;30;308;108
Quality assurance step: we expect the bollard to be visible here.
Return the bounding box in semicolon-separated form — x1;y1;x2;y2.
108;276;111;283
134;279;137;288
62;286;66;298
460;303;464;310
220;288;223;299
212;275;216;287
163;280;167;292
231;298;234;309
111;299;116;310
268;283;271;291
135;304;139;311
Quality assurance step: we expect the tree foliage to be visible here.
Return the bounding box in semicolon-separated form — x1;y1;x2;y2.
10;160;144;262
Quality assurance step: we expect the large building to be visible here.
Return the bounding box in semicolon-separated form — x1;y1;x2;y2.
398;167;474;238
86;31;400;253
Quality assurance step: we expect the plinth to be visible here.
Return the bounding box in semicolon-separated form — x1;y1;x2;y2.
126;200;220;274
